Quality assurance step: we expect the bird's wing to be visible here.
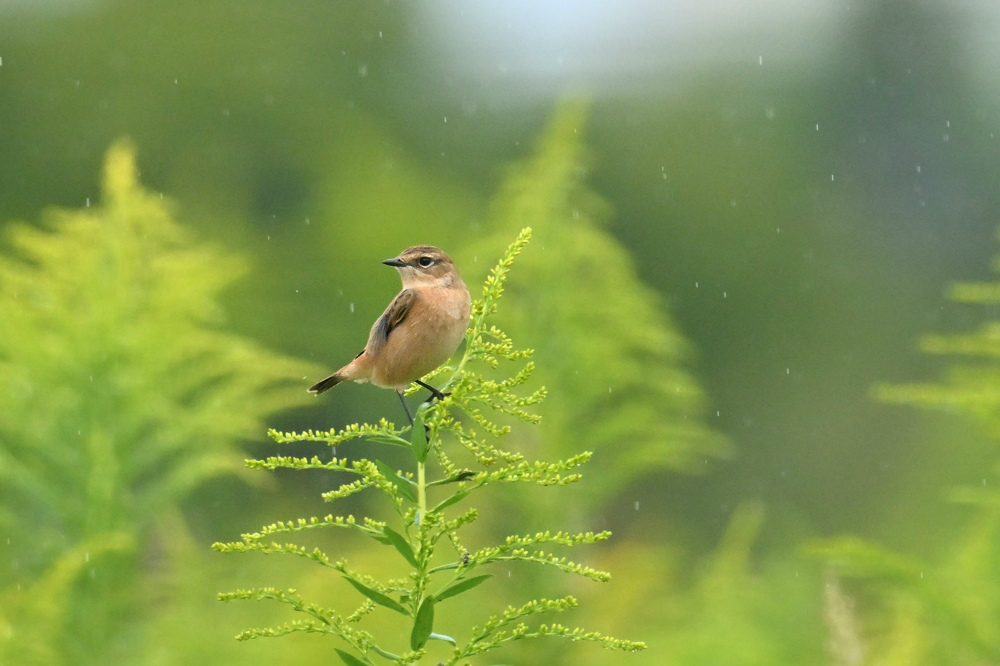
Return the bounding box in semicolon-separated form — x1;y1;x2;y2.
368;288;416;353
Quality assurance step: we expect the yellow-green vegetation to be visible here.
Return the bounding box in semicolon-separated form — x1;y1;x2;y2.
215;229;646;665
463;98;730;513
809;231;1000;666
0;141;318;666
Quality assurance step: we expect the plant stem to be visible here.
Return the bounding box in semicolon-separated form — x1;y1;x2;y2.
417;461;427;524
415;460;430;619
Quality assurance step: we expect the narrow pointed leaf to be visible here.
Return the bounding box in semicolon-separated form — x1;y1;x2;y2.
342;577;407;615
375;460;418;503
411;411;429;463
435;574;492;603
428;470;476;487
367;434;412;448
410;595;435;651
383;526;419;567
428;632;457;646
432;488;471;513
335;649;370;666
368;644;403;660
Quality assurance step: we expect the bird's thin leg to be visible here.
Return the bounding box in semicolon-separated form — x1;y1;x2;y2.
415;379;449;402
399;390;430;441
397;391;415;426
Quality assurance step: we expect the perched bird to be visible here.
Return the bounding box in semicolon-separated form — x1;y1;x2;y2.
309;245;471;423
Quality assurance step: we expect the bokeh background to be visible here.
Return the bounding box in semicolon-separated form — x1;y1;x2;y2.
4;1;1000;664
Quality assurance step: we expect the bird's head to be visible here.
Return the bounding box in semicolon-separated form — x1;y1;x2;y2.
383;245;462;288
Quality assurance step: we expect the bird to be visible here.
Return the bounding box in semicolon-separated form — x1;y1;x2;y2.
308;245;471;424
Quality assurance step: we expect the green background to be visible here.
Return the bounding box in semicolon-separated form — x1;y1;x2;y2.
3;1;1000;664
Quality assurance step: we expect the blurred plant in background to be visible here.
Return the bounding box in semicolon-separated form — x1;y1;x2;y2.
0;141;318;666
809;229;1000;666
464;97;730;517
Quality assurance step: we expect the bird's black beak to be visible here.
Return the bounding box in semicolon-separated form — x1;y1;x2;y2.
382;257;406;267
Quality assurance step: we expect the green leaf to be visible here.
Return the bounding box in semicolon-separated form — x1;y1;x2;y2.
411;411;429;463
435;575;492;603
383;526;419;568
342;577;408;615
366;434;412;448
335;649;370;666
410;595;435;651
432;488;471;513
375;460;418;504
428;470;476;487
428;632;457;646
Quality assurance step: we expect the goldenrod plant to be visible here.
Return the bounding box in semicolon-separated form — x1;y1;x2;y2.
215;228;645;665
0;141;318;665
464;98;729;515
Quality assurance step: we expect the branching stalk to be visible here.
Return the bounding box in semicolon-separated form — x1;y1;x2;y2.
215;228;645;664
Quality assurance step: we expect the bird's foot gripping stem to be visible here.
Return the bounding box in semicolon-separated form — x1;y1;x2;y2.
415;379;450;402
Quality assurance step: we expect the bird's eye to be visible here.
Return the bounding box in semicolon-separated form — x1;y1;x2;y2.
417;256;434;268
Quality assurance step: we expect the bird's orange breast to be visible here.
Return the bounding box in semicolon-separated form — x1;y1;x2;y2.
368;286;470;390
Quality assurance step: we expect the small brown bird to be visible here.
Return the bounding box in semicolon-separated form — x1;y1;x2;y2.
309;245;471;423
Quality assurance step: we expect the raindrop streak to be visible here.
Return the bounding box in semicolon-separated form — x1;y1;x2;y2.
634;501;640;511
349;303;355;313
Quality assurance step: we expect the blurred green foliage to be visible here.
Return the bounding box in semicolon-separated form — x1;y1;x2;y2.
464;97;729;516
808;230;1000;665
0;141;318;665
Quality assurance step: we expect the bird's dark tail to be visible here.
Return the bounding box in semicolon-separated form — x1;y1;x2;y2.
308;373;344;395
